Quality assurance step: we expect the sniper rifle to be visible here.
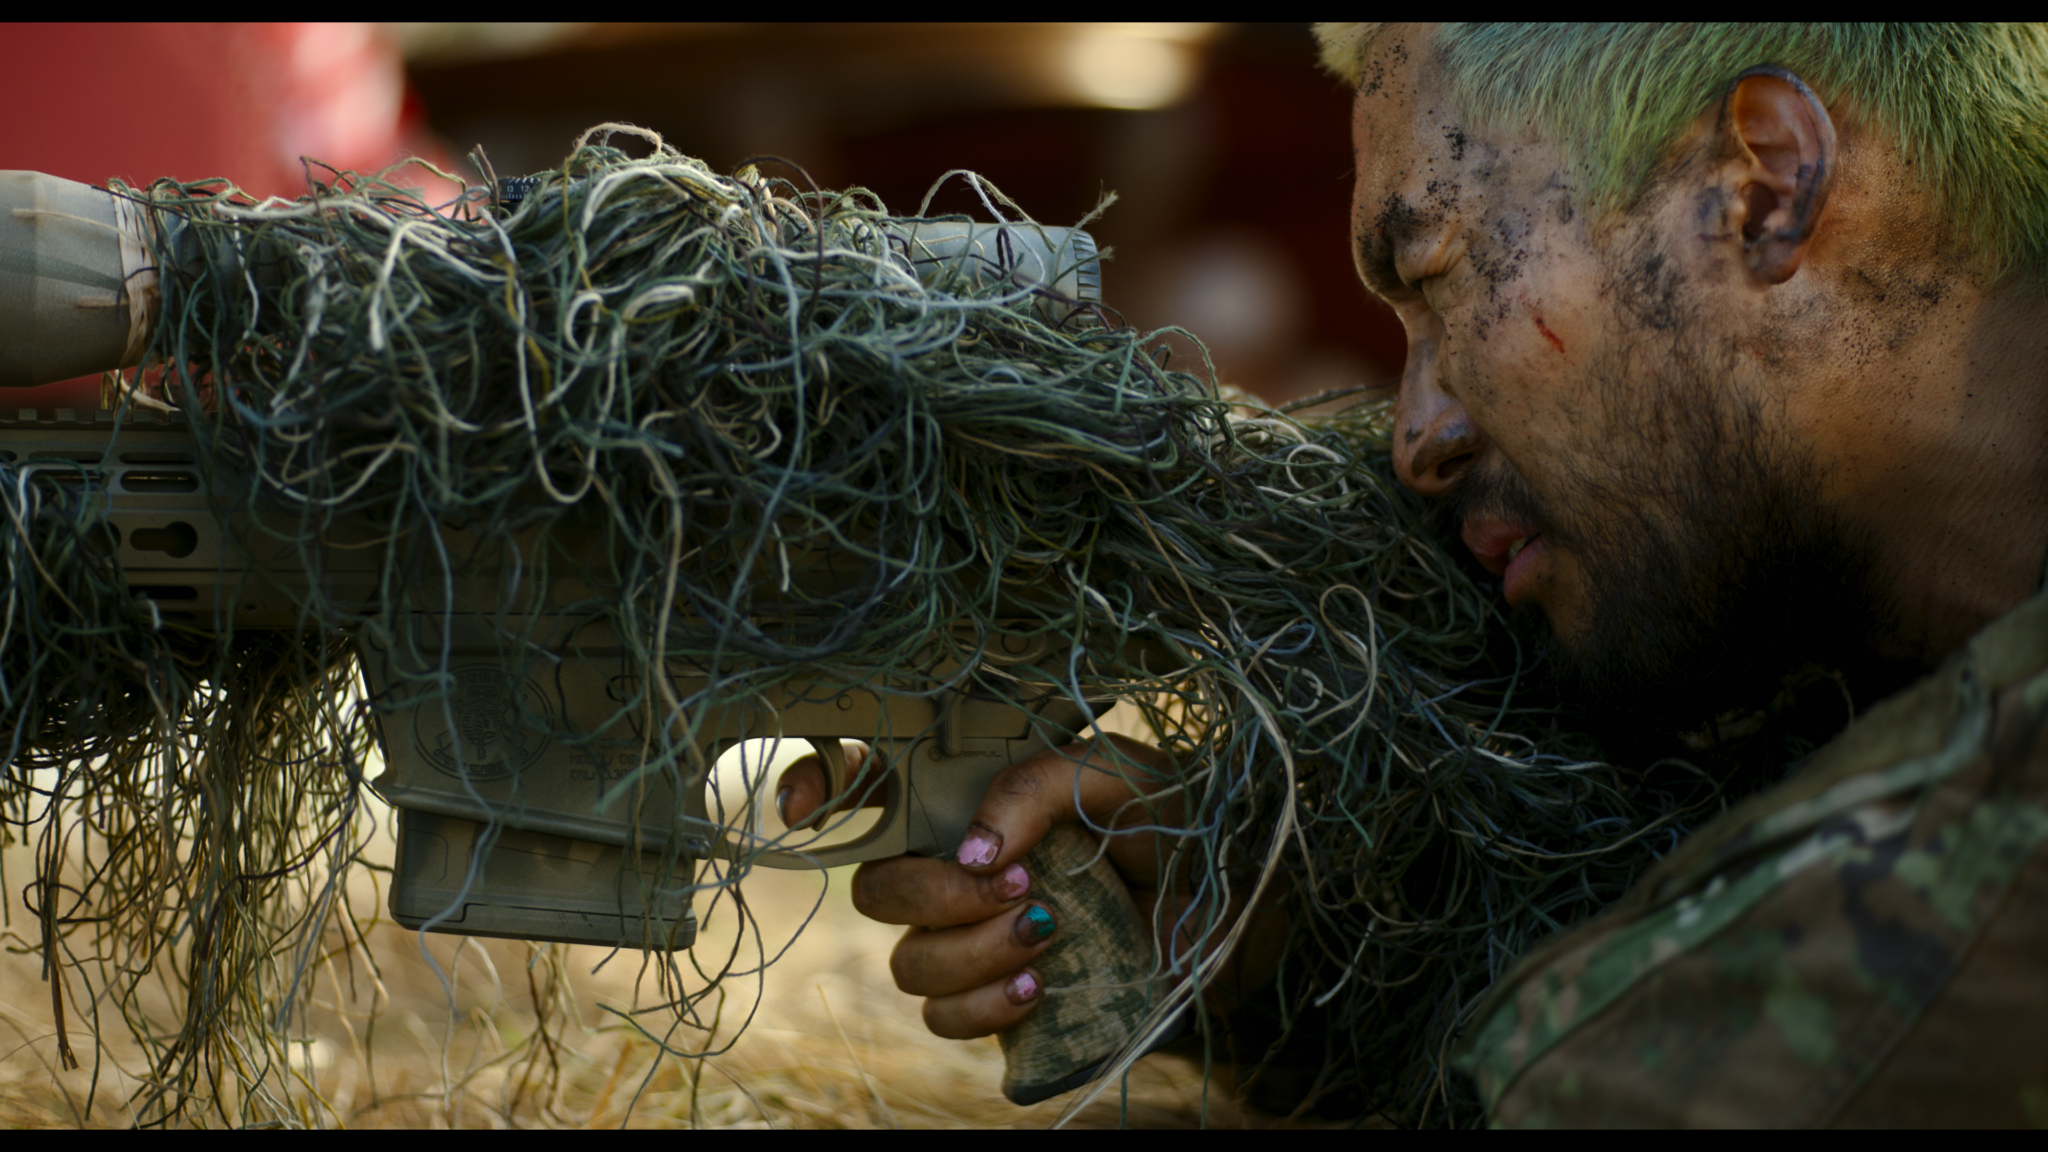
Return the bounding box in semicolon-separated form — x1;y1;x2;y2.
0;168;1171;1106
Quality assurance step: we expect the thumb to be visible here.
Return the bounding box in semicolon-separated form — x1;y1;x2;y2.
953;734;1177;884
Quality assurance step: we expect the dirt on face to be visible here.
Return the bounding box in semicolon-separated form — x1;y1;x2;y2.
1347;26;1925;739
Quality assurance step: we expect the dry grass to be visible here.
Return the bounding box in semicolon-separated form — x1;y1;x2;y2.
0;790;1321;1130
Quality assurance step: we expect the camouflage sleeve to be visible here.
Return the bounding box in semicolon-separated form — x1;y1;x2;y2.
1454;591;2048;1128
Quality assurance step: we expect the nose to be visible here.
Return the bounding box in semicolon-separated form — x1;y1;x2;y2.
1391;359;1481;498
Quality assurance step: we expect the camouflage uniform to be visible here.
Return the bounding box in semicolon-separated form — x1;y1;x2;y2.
1455;587;2048;1127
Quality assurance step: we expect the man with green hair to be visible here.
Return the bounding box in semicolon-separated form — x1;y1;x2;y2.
788;24;2048;1125
1309;22;2048;1125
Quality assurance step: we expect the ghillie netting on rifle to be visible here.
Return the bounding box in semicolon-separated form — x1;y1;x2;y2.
0;124;1737;1127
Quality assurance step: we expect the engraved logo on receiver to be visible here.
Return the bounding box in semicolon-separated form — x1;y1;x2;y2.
412;664;556;781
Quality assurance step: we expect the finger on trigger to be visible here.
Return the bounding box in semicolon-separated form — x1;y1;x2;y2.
775;740;877;829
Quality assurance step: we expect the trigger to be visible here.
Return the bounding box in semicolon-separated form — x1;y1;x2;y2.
802;737;846;832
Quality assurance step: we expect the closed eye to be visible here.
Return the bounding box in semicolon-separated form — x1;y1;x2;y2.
1408;270;1452;297
1396;261;1437;291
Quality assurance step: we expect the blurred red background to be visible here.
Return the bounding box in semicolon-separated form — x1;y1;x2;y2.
1;23;444;410
0;23;1402;411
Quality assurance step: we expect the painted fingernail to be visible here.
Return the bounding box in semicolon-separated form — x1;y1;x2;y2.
958;827;999;868
997;863;1030;901
1014;904;1056;946
776;787;793;827
1007;970;1039;1003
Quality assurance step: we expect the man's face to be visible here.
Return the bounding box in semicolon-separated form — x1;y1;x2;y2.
1350;31;1887;732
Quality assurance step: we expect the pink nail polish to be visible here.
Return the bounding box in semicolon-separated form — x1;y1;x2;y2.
997;863;1029;900
1008;971;1038;1002
958;829;998;868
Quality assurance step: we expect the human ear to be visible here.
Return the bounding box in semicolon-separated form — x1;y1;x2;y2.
1722;65;1836;285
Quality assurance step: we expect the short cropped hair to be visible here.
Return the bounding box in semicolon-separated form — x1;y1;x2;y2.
1315;23;2048;291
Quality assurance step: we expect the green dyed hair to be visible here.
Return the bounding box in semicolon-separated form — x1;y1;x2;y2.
1314;23;2048;291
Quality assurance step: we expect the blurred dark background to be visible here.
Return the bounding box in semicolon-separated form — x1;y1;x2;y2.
2;23;1402;410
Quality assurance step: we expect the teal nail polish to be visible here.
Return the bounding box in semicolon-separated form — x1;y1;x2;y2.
1022;904;1055;941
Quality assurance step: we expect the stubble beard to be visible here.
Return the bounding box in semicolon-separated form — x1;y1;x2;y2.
1429;279;1900;747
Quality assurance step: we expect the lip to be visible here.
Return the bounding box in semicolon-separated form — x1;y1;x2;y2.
1461;517;1545;604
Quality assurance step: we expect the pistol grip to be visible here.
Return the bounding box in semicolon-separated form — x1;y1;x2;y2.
998;822;1165;1106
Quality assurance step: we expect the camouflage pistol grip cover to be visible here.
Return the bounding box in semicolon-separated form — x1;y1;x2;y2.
1000;822;1163;1105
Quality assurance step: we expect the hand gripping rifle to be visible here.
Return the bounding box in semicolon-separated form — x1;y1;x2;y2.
0;169;1170;1105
